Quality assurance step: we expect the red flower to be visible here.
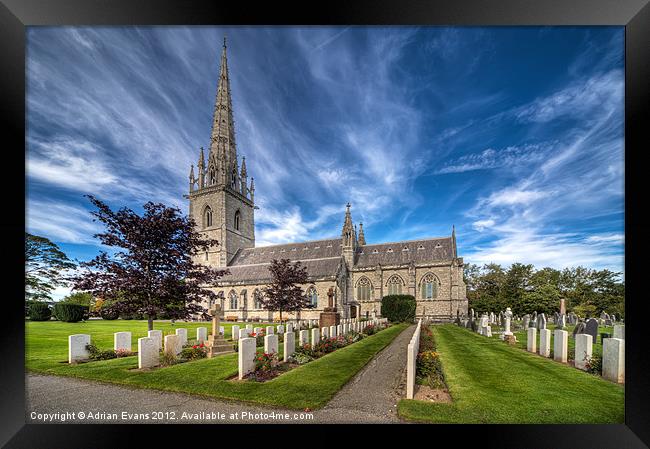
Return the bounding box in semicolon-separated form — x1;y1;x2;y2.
200;343;205;347
192;345;198;349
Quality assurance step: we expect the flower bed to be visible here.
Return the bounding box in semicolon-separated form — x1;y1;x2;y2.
415;326;446;389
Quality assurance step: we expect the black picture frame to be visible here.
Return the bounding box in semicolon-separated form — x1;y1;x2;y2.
2;0;648;447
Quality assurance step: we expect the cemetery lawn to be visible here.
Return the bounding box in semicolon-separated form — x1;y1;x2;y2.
26;320;409;409
398;325;624;424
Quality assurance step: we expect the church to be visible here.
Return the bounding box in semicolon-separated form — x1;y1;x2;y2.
187;40;468;322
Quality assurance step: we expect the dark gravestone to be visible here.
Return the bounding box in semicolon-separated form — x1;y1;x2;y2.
585;318;599;342
537;313;547;330
572;321;586;338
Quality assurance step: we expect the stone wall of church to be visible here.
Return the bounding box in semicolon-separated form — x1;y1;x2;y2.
189;189;226;268
223;189;254;264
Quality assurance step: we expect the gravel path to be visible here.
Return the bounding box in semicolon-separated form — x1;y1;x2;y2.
26;325;415;424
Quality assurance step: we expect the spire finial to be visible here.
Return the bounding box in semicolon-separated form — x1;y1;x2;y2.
223;36;227;48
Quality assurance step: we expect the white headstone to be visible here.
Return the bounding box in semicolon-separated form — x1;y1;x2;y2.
148;330;162;354
277;325;285;334
553;329;568;363
575;333;593;371
330;325;337;338
264;334;278;355
246;324;253;331
322;327;329;339
254;327;262;335
231;325;240;340
312;328;320;345
239;328;251;340
527;327;537;353
266;326;274;335
337;324;342;335
175;328;188;346
602;338;625;383
504;307;513;335
613;324;625;340
138;337;159;369
196;327;207;343
238;337;257;379
68;334;90;363
287;324;294;333
299;329;309;346
485;325;492;337
164;334;182;355
114;331;132;352
283;332;295;362
219;326;225;335
539;328;551;357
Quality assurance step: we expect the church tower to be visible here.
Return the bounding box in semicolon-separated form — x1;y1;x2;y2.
188;38;255;267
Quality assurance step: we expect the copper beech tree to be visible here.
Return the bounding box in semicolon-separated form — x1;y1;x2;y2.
261;258;310;322
71;195;227;331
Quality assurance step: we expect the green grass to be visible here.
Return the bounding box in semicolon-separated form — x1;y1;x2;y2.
398;325;624;424
26;319;408;409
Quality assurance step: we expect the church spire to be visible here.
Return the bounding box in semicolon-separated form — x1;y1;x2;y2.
452;224;457;258
358;222;366;245
341;203;356;248
209;36;237;171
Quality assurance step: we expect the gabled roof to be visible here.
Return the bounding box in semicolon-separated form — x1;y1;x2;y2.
229;238;342;266
355;236;454;268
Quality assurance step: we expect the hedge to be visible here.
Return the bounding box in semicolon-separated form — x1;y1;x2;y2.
53;303;86;322
381;294;416;323
29;302;52;321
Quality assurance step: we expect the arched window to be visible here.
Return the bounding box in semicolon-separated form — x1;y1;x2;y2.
253;289;263;309
229;290;238;310
356;277;372;301
204;206;213;228
386;275;404;295
306;286;318;308
420;273;440;299
234;210;240;231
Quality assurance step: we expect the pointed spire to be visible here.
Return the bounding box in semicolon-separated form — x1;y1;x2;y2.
240;156;247;178
452;225;457;258
189;164;195;192
358;222;366;245
209;36;237;170
342;203;355;248
197;147;205;189
250;177;255;202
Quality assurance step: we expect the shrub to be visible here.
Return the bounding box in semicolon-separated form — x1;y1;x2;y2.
29;302;52;321
255;352;277;372
159;351;179;366
250;331;266;347
100;308;120;320
416;350;445;388
381;295;416;323
419;326;436;352
180;344;207;361
85;343;117;361
363;324;378;335
290;351;314;365
115;348;134;358
53;303;86;322
585;353;602;375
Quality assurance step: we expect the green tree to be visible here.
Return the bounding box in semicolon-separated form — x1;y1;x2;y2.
519;284;561;315
25;233;76;301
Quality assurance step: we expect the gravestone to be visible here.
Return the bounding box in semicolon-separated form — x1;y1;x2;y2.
196;327;207;343
572;321;586;338
264;334;278;355
219;326;225;335
585;318;599;342
138;337;159;369
68;334;91;363
330;325;337;338
311;328;320;345
254;327;262;335
558;314;566;330
283;332;295;362
522;314;530;329
287;324;294;333
175;328;188;346
164;334;182;355
337;324;342;335
148;330;162;354
575;334;593;371
322;327;329;339
527;328;537;353
503;308;513;336
114;331;132;352
553;329;568;363
299;329;309;346
231;325;240;340
320;287;341;328
238;337;256;379
531;311;537;323
277;325;285;334
266;325;274;335
239;328;251;339
559;298;566;316
485;325;492;337
246;324;253;331
537;313;546;330
613;324;625;340
539;328;551;357
602;338;625;383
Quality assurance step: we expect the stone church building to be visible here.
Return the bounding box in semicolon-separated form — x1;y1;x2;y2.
187;40;468;322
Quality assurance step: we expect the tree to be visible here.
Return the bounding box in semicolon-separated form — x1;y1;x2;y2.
71;195;228;331
261;258;309;321
25;233;76;301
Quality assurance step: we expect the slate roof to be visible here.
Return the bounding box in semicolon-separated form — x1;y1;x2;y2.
222;238;343;283
220;235;455;283
355;237;454;268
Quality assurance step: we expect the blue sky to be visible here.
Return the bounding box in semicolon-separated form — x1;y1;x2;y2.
26;26;624;298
